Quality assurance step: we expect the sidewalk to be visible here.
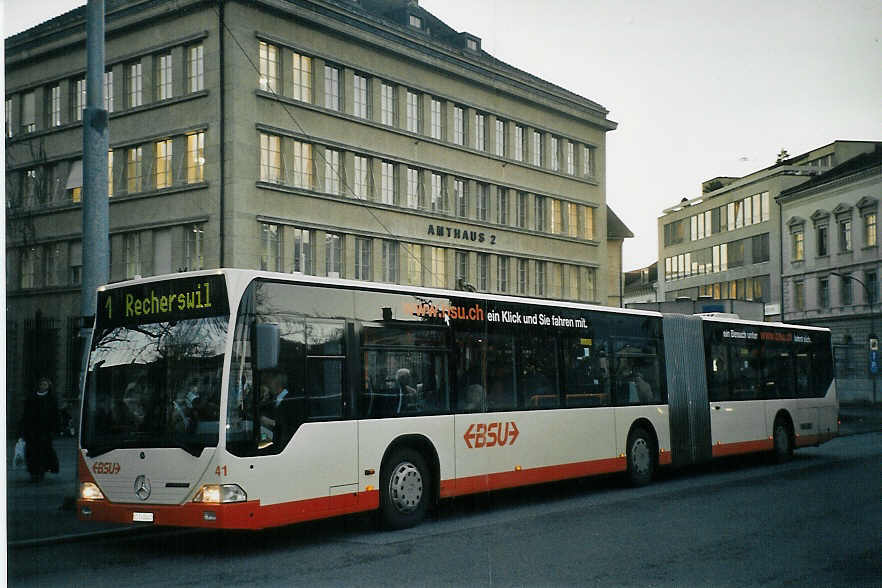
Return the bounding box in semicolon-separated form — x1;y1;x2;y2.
6;406;882;547
6;437;128;547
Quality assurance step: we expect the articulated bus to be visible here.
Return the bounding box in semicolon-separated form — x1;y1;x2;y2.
77;269;837;530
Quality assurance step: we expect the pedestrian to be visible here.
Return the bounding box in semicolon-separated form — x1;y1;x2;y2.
20;376;59;483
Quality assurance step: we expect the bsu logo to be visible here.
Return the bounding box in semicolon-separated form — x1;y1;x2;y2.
463;422;519;448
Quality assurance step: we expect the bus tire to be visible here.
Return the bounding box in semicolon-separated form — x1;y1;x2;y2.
380;447;430;530
773;419;793;463
627;427;654;487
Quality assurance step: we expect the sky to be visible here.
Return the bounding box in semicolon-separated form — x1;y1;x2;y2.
4;0;881;271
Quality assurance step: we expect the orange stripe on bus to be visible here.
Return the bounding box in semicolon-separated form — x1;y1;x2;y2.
711;439;773;457
440;456;627;498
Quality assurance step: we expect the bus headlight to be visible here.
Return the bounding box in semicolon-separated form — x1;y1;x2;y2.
193;484;247;503
80;482;105;501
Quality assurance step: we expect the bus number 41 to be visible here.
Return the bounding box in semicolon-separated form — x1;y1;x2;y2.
463;422;519;448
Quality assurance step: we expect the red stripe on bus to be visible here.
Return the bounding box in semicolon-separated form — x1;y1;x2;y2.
440;456;627;498
711;439;774;457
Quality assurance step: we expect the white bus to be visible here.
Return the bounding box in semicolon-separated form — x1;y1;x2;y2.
78;269;837;530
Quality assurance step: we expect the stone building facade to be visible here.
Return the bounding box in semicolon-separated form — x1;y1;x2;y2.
6;0;620;428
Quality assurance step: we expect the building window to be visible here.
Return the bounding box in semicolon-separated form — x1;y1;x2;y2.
107;150;114;197
291;141;313;189
406;167;420;209
20;247;39;289
497;190;508;225
566;141;575;175
188;44;204;93
551;199;563;235
550;137;560;171
495;119;505;157
518;259;529;295
325;232;343;278
259;42;278;92
381;82;395;126
290;227;313;274
533;131;542;166
752;233;770;263
535;195;546;231
355;238;372;281
260;223;281;271
455;251;468;287
454;179;467;217
477;253;489;291
430;98;442;140
127;62;142;108
381;240;398;283
817;225;828;256
517;192;527;228
186;224;205;271
792;229;804;261
817;277;829;309
586;268;597;301
5;98;12;137
430;172;446;212
124;232;142;279
514;125;524;162
154;139;173;189
453;106;464;145
865;213;877;247
353;73;369;119
126;146;143;193
380;161;395;205
839;219;852;252
406;90;420;133
324;149;341;195
405;243;422;286
49;85;61;127
187;132;205;184
536;261;546;297
428;247;446;288
73;78;86;121
567;202;579;238
324;65;340;111
582;145;593;177
567;266;580;300
476;184;489;221
157;53;173;100
291;52;312;102
354;155;369;200
841;275;853;306
463;112;487;151
866;271;878;305
582;206;595;240
259;133;281;183
20;92;35;133
104;71;114;112
409;14;422;28
43;243;64;287
497;256;509;293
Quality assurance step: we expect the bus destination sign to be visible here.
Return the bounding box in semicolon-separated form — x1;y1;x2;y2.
96;274;229;328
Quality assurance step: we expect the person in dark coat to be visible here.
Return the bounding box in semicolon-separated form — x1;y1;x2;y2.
20;376;59;483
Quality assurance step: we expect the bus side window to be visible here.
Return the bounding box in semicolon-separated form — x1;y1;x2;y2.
518;333;559;409
708;342;730;402
486;334;516;412
455;330;485;413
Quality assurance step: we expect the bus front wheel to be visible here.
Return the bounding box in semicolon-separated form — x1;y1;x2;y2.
627;427;654;487
380;447;430;530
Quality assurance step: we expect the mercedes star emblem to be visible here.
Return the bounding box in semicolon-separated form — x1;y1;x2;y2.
134;475;152;501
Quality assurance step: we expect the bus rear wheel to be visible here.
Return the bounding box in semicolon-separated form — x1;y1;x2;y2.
627;427;654;487
380;447;430;530
773;420;793;463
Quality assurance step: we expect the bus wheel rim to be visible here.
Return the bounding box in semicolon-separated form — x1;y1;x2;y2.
389;461;423;513
631;438;650;474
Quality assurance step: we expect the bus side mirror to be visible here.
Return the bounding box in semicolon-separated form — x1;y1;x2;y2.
255;324;280;371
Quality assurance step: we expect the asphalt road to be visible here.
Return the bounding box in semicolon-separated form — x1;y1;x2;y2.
9;433;881;587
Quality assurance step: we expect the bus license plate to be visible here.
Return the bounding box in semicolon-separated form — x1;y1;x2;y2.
133;512;154;523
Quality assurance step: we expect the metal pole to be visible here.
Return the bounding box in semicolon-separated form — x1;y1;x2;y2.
74;0;108;507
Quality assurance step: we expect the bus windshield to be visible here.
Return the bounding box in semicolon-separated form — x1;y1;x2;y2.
81;275;230;457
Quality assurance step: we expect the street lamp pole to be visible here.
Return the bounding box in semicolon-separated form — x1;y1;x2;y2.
830;271;877;403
